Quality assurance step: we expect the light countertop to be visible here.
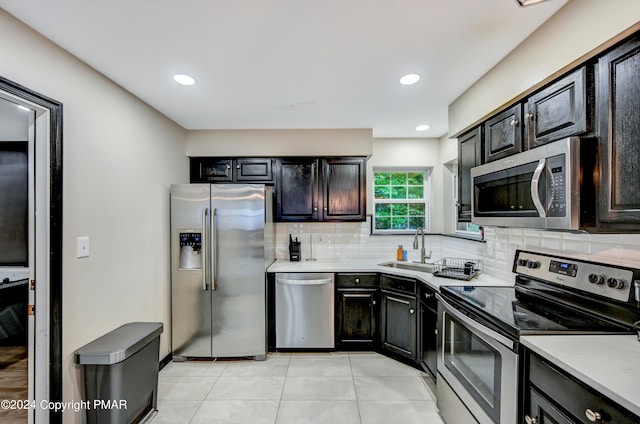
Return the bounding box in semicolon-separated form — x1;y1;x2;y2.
267;258;514;290
521;335;640;418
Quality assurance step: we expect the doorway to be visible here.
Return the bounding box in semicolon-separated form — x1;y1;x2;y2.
0;77;63;424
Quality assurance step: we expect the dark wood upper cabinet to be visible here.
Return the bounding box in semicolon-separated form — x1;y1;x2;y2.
190;157;273;183
235;158;273;182
276;157;366;222
484;104;523;162
596;36;640;229
190;158;233;183
276;158;320;221
322;158;366;221
525;66;591;149
457;127;482;222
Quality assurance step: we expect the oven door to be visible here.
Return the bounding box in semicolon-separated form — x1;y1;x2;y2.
436;294;518;424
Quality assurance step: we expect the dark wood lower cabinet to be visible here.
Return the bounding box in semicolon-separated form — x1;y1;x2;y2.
336;289;378;348
379;274;418;362
526;388;573;424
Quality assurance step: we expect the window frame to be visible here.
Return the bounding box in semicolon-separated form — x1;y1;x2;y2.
372;167;431;234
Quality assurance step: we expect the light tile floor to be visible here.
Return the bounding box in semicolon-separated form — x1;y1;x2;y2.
151;352;444;424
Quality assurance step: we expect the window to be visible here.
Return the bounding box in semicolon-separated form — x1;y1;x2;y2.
452;165;483;237
373;169;430;233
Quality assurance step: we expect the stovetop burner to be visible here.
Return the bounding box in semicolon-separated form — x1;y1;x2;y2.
439;250;640;340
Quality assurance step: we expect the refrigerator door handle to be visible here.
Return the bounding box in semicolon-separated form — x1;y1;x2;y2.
211;207;218;291
202;207;209;291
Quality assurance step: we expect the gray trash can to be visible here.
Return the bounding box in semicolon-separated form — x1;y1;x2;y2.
74;322;163;424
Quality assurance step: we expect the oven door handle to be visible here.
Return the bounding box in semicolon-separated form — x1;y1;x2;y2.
437;294;515;351
531;159;546;218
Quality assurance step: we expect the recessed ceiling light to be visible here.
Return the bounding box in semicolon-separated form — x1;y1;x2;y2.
173;74;196;86
516;0;548;6
400;74;420;85
416;125;430;131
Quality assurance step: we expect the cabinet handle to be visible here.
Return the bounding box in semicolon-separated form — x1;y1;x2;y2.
525;113;534;120
313;207;318;211
524;416;537;424
372;300;376;305
355;278;360;283
236;164;240;169
584;409;602;422
510;119;519;126
409;308;415;314
425;293;434;299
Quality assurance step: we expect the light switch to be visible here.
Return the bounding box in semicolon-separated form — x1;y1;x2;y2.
77;236;90;258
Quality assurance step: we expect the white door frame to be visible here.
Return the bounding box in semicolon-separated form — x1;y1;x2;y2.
0;79;63;424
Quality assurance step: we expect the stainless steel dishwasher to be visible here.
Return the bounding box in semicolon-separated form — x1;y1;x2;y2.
275;273;334;348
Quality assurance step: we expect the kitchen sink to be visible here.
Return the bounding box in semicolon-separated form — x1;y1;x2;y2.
378;261;435;273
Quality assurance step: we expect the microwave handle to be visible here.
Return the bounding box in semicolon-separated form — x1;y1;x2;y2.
531;159;546;218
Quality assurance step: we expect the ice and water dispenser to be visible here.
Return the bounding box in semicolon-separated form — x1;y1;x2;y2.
178;232;202;270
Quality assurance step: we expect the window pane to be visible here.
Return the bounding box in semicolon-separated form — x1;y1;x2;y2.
407;186;424;199
409;217;425;228
391;203;408;216
391;172;407;185
408;204;425;215
376;217;391;230
392;217;408;230
376;203;391;216
375;186;390;199
407;172;424;185
374;172;391;185
391;186;407;199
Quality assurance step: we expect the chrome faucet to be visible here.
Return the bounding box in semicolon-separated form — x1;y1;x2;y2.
413;227;432;263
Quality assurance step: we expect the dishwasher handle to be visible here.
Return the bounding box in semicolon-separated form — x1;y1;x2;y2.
277;278;333;286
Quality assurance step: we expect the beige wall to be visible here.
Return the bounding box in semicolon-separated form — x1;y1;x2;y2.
449;0;640;136
187;128;373;157
0;9;188;423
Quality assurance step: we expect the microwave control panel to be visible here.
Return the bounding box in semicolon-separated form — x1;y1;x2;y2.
547;154;566;217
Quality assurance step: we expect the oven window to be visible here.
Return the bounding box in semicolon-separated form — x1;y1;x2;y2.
443;313;501;423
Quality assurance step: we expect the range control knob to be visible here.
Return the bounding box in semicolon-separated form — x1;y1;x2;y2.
517;259;528;267
588;274;604;285
607;278;625;289
526;260;540;269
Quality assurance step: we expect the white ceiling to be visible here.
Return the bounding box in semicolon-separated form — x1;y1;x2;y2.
0;0;568;138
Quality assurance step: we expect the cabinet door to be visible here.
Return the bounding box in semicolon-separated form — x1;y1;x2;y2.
526;388;574;424
484;104;522;162
336;289;377;347
381;291;417;361
457;127;482;222
525;67;590;149
190;158;233;183
322;158;366;221
419;288;438;377
235;158;273;182
276;158;320;221
597;37;640;228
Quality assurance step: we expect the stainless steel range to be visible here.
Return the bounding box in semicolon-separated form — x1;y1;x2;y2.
436;250;640;424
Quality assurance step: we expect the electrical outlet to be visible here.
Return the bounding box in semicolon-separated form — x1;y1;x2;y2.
77;236;90;258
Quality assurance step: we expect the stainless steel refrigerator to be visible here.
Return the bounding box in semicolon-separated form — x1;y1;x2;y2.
170;184;274;360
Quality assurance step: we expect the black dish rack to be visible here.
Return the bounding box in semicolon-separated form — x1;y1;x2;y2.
432;257;481;281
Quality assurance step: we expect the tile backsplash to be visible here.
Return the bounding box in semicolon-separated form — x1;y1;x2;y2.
274;218;640;281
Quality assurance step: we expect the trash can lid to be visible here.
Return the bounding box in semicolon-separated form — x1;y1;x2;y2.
74;322;163;365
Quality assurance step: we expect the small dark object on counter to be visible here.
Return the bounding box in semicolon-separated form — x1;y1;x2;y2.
289;234;301;261
635;321;640;341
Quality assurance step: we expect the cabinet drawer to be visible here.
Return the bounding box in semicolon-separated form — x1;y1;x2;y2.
528;353;638;423
336;273;378;288
380;274;416;295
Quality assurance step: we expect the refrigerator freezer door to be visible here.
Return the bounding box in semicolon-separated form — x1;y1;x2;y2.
210;184;267;358
170;184;212;358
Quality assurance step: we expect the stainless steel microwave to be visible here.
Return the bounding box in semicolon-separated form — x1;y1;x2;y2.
471;137;597;230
